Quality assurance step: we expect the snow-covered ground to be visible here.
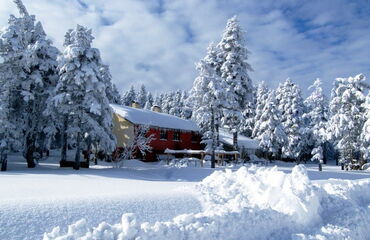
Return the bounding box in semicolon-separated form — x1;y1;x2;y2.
0;153;369;240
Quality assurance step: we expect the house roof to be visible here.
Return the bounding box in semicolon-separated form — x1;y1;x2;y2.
219;129;259;149
110;104;200;132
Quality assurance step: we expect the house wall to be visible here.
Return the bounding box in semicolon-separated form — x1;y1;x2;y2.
144;128;202;162
112;113;135;147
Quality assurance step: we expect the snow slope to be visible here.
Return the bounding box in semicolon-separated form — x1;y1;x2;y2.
43;165;370;240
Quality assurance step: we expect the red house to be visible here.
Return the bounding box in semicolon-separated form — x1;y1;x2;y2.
111;104;202;161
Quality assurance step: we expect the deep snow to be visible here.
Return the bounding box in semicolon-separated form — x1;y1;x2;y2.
1;153;369;240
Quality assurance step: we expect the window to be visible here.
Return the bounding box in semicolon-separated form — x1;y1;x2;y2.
160;130;168;140
173;131;181;141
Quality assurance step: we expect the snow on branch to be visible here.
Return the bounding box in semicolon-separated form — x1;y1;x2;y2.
13;0;29;17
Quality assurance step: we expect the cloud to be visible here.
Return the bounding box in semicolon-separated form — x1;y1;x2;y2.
0;0;369;97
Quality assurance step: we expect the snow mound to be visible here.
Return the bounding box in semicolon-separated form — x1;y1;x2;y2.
43;166;370;240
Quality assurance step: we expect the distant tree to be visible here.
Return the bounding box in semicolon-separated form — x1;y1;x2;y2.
169;90;183;117
144;92;154;110
181;90;192;120
241;86;256;137
329;74;366;164
161;91;175;114
253;82;269;134
47;25;116;169
360;93;370;160
136;84;147;108
122;85;136;106
100;64;121;104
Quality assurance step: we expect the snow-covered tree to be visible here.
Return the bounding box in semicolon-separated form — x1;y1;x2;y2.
275;79;305;161
0;0;59;167
181;90;192;120
100;64;121;104
329;74;366;164
144;92;154;110
47;25;116;169
121;85;136;106
253;82;269;132
360;93;370;160
240;86;256;137
161;91;175;114
153;93;164;109
136;84;147;108
252;91;286;157
217;16;253;133
304;78;328;162
110;84;122;105
169;90;183;117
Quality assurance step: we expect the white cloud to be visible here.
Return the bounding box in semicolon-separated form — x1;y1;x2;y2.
0;0;369;97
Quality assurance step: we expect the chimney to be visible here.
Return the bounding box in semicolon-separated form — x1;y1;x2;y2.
131;101;141;109
151;105;162;113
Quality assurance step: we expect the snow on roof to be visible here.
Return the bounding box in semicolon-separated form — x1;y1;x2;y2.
110;104;200;132
219;129;259;149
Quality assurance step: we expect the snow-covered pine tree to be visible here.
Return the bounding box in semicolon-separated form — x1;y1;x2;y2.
144;92;154;110
181;90;192;120
189;43;231;149
252;91;286;158
121;85;136;106
0;0;59;168
136;84;148;108
240;86;256;137
153;93;164;109
100;64;121;104
304;78;328;163
253;82;269;133
275;78;305;162
329;74;366;164
169;90;183;117
217;16;254;135
111;84;122;105
48;25;116;169
360;93;370;160
161;91;175;114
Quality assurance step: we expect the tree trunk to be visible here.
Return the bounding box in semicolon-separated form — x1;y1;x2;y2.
1;151;7;171
74;131;81;170
60;117;68;164
25;134;36;168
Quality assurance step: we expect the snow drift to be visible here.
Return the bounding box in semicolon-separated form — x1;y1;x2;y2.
43;165;370;240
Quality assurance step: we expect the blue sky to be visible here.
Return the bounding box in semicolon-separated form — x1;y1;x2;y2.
1;0;369;96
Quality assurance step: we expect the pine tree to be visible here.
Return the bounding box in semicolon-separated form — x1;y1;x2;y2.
304;78;328;163
169;90;183;117
252;91;286;157
47;25;116;169
144;92;154;110
100;64;121;104
181;90;192;120
121;85;136;106
136;84;147;108
217;16;253;134
161;91;175;114
275;79;305;161
329;74;366;164
241;86;256;137
0;0;59;167
360;93;370;160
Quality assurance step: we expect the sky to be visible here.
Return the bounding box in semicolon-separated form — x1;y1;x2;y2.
0;0;369;96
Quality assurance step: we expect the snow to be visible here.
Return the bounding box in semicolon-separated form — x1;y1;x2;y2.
218;128;259;149
1;154;369;240
110;104;200;132
41;165;370;240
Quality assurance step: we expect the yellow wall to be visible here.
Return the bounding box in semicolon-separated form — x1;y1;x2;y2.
112;113;135;147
